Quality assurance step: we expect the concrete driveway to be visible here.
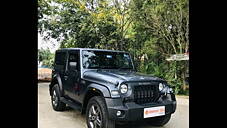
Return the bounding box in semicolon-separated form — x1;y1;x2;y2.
38;82;189;128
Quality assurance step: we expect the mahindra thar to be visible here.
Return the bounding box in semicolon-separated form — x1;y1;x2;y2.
49;48;176;128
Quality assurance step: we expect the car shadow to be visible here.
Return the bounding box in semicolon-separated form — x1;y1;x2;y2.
64;106;163;128
116;121;161;128
65;106;74;111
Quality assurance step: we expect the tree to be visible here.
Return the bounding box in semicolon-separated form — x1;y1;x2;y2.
38;0;131;50
129;0;189;93
38;48;55;68
38;0;189;94
130;0;189;55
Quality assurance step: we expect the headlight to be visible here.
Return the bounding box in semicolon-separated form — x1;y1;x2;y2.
159;83;165;91
120;84;128;94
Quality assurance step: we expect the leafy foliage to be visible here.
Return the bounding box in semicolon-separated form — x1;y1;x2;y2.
38;48;55;68
38;0;189;95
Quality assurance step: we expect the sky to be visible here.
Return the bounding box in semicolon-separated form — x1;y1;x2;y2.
38;33;60;53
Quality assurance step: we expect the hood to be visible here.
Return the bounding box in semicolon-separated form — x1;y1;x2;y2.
83;69;164;85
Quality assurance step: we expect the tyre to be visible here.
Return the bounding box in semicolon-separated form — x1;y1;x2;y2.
146;114;171;126
86;96;115;128
51;84;66;111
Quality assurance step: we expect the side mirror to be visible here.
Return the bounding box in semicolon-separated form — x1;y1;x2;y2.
69;62;77;70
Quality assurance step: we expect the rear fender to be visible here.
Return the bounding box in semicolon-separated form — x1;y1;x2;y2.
49;74;64;96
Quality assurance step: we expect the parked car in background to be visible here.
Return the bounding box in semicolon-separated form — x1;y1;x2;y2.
38;65;52;81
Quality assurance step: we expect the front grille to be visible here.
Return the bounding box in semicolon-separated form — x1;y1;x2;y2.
134;85;159;104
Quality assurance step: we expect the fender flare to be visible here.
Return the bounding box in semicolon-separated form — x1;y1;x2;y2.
86;83;111;98
50;74;64;96
81;83;111;114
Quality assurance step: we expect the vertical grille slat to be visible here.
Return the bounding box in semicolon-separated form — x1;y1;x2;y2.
134;84;159;104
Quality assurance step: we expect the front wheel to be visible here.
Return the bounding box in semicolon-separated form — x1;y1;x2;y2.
146;114;171;126
86;96;115;128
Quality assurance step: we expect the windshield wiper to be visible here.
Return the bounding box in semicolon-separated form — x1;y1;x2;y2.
117;67;132;70
95;66;109;72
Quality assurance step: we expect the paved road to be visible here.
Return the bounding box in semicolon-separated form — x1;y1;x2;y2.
38;82;189;128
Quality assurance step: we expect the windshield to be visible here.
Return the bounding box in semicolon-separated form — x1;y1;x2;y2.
82;50;134;69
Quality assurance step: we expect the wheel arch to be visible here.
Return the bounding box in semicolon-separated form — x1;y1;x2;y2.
49;74;63;96
81;83;111;114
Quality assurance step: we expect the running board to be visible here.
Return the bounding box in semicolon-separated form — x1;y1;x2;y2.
60;97;82;111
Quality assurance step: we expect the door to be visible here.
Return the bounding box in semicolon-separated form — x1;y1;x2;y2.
64;50;80;100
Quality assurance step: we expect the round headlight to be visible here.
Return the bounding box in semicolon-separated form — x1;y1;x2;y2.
159;83;165;91
120;84;128;94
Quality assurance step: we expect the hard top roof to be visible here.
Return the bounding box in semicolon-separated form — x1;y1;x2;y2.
57;48;127;53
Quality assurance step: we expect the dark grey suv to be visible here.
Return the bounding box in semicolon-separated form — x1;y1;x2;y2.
49;48;176;128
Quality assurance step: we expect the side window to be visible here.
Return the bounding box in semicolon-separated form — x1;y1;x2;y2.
55;52;66;65
54;51;66;71
68;51;79;70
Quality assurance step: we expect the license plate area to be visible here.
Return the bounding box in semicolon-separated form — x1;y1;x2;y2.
144;106;165;118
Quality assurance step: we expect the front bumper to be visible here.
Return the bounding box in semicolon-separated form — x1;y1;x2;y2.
105;94;176;121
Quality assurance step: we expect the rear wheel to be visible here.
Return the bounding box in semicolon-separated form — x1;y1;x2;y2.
147;114;171;126
86;96;115;128
51;84;66;111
